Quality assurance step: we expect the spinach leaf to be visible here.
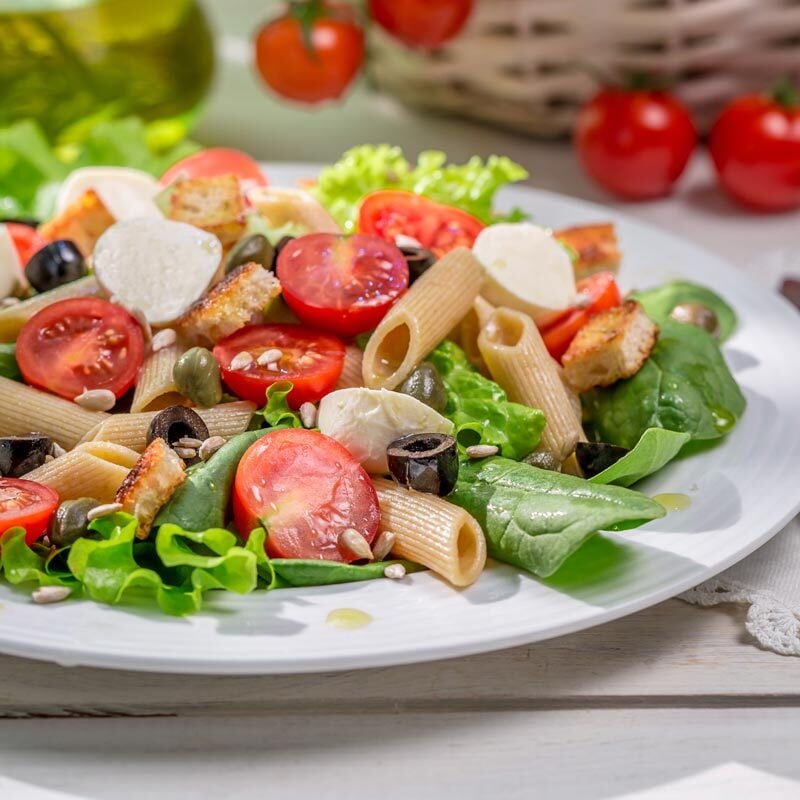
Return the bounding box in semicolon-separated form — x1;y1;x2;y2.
582;320;746;449
271;559;424;587
631;281;737;341
588;428;691;487
0;343;20;381
155;429;272;532
450;457;665;577
257;381;302;429
428;341;545;460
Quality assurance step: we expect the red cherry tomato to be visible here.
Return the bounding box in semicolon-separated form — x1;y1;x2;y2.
160;148;267;188
16;298;145;401
0;478;59;545
541;272;622;362
369;0;473;49
277;233;408;338
709;88;800;212
6;223;48;265
254;2;365;104
575;88;697;200
233;428;380;561
358;190;485;257
214;324;345;408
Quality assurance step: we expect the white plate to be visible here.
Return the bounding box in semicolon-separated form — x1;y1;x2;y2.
1;167;799;674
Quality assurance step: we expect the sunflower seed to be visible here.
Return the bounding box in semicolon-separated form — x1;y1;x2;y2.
32;586;72;604
50;442;67;458
173;447;197;460
299;402;317;429
230;351;254;370
465;444;499;459
384;563;406;580
151;328;177;352
339;528;373;561
175;437;204;449
394;233;424;250
86;502;123;521
0;297;21;308
257;348;282;366
371;530;396;561
267;362;279;372
74;388;116;412
199;436;227;461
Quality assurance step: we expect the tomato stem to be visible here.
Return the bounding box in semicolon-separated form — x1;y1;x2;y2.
770;76;799;109
289;0;327;57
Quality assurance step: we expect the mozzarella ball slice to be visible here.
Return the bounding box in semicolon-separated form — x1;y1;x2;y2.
0;225;24;298
57;167;162;221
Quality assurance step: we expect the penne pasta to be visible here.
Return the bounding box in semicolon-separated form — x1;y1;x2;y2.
24;441;140;503
372;478;486;587
362;247;484;390
0;276;100;342
82;401;256;452
457;295;495;375
0;376;109;449
478;307;585;462
335;345;365;390
131;343;188;412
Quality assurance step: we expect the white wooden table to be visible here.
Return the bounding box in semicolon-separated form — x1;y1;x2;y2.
2;27;799;798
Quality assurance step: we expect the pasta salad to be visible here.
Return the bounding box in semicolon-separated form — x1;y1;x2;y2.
0;144;746;615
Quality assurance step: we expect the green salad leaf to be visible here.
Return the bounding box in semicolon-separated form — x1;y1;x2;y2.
582;320;746;449
313;144;528;233
631;281;737;341
428;340;545;460
0;528;74;588
450;457;666;577
271;559;423;587
0;343;21;381
259;381;302;429
588;428;691;487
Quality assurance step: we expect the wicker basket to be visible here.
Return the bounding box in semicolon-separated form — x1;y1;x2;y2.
368;0;800;138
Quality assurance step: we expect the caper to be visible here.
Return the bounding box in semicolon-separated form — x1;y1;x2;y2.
399;362;447;412
669;302;720;338
226;234;275;274
173;347;223;408
523;450;562;472
49;497;101;547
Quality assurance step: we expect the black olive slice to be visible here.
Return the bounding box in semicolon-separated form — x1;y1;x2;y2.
24;240;86;293
397;244;436;284
0;434;52;477
575;441;630;478
387;433;458;496
146;406;210;466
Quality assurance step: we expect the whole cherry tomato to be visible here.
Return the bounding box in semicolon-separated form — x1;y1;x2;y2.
369;0;473;49
254;1;365;104
709;81;800;212
575;87;697;200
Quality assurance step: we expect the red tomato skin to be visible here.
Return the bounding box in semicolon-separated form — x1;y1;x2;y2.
369;0;473;49
277;233;409;338
214;324;345;409
16;298;145;400
709;95;800;212
233;429;380;561
161;148;267;187
6;223;48;265
0;478;59;545
575;89;697;200
254;4;365;104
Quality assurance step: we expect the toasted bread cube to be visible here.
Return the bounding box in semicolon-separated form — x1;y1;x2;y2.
115;438;186;539
555;223;621;280
562;301;658;393
38;189;115;256
176;261;282;345
167;174;246;248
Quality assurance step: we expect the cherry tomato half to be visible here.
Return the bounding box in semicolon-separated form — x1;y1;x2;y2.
161;148;267;188
16;298;146;400
277;233;409;337
709;89;800;212
574;88;697;200
0;478;59;545
233;428;380;560
214;323;345;408
359;190;485;257
6;223;48;265
369;0;474;49
541;272;622;362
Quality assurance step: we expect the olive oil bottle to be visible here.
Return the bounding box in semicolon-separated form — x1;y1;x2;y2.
0;0;215;141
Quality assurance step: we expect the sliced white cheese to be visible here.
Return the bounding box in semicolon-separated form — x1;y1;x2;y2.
472;222;576;325
93;218;222;325
317;387;453;474
0;225;24;299
57;167;162;221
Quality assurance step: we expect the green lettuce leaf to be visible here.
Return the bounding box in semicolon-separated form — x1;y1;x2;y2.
0;343;21;381
0;528;74;588
428;340;545;460
313;144;528;233
588;428;691;487
450;457;665;577
271;558;423;587
258;381;302;429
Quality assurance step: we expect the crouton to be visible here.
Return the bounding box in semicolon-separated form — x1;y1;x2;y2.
175;261;282;345
562;301;658;393
38;189;115;256
555;223;621;280
167;174;246;248
115;438;186;539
